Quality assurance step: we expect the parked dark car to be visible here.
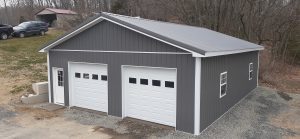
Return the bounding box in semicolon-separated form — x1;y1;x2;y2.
0;24;13;40
13;21;49;38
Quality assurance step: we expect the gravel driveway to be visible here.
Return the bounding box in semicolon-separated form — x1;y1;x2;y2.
0;86;299;139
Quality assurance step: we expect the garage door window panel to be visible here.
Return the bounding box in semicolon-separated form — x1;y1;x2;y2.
92;74;98;80
152;80;161;86
165;81;174;88
129;77;136;84
75;73;81;78
101;75;108;81
83;73;89;79
140;79;148;85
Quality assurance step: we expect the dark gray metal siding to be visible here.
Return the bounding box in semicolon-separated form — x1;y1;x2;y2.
48;20;195;133
53;20;185;53
200;51;258;131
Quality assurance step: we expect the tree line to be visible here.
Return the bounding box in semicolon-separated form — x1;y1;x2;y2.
0;0;299;65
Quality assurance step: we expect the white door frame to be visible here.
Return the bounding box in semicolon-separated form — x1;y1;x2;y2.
68;61;108;109
52;67;65;105
121;65;177;128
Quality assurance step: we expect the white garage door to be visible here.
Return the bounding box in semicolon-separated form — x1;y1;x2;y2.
123;66;177;127
70;62;108;112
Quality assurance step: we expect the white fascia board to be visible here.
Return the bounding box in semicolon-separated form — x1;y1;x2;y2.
203;47;264;57
194;57;201;135
50;49;191;55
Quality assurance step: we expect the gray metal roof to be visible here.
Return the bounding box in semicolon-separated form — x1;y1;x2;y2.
40;12;263;57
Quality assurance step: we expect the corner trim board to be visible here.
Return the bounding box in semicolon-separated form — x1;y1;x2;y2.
47;53;52;103
194;57;201;135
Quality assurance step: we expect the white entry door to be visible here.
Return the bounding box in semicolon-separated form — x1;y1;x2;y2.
53;67;65;104
69;62;108;112
123;66;177;127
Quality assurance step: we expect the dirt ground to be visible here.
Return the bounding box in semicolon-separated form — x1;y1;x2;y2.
0;86;299;139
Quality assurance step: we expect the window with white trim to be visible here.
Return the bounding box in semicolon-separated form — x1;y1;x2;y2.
220;72;227;98
249;63;253;80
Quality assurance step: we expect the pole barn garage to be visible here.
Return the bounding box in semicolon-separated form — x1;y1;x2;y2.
39;12;264;135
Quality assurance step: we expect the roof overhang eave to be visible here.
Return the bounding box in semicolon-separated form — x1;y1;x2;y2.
202;47;264;57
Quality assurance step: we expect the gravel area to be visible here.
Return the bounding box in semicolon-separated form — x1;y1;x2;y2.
0;86;299;139
62;86;300;139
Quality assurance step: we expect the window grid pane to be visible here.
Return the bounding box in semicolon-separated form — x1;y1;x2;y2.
101;75;108;81
165;81;174;88
152;80;161;86
140;79;148;85
129;77;136;84
83;73;89;79
92;74;98;80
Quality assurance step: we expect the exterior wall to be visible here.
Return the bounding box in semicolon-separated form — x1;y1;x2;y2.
199;51;258;131
48;20;195;133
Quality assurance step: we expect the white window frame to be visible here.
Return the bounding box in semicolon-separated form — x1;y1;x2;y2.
220;71;227;98
249;63;253;80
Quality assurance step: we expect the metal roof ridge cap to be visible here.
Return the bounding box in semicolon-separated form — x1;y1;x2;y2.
101;12;208;30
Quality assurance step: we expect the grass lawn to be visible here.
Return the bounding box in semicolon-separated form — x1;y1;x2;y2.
0;29;64;94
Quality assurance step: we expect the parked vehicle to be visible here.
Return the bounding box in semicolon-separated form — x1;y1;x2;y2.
0;24;13;40
13;21;49;38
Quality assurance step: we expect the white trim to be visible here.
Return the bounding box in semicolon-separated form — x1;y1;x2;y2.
52;67;65;105
68;61;108;110
249;62;254;80
121;65;177;129
50;49;191;55
67;62;71;106
219;71;227;98
204;47;264;57
194;57;201;135
47;53;52;103
199;88;256;134
257;52;259;86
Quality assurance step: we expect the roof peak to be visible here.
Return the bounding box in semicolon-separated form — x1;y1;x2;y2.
101;12;205;30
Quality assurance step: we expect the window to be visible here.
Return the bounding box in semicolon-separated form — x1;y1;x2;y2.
152;80;161;87
83;73;89;79
129;77;136;84
220;72;227;98
249;63;253;80
57;70;64;86
101;75;108;81
92;74;98;80
75;73;81;78
140;79;148;85
165;81;174;88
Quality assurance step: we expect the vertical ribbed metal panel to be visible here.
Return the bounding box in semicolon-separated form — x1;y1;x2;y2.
200;51;258;131
54;20;185;53
48;21;195;133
